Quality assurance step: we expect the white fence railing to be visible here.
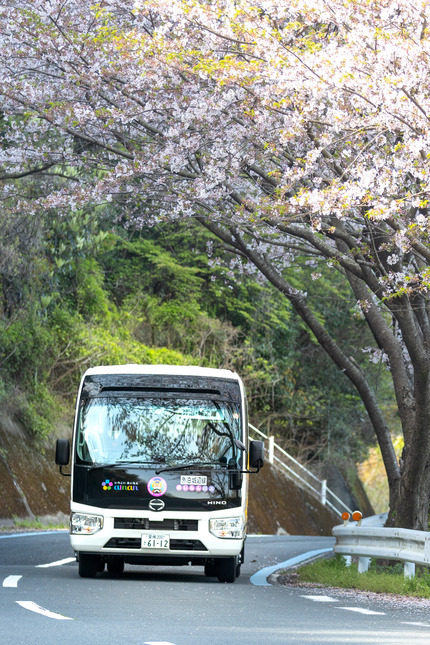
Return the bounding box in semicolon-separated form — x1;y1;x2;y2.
333;514;429;578
249;423;353;517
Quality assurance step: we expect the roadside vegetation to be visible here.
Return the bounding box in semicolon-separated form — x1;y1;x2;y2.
292;556;430;599
5;517;68;532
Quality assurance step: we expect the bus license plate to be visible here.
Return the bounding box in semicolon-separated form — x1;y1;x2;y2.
141;534;170;549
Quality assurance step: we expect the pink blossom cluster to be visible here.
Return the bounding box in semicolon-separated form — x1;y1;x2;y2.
0;0;429;298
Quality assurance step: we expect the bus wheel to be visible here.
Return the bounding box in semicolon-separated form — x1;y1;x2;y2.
107;557;124;575
78;554;98;578
217;557;237;583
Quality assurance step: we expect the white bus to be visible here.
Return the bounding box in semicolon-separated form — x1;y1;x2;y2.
56;365;264;583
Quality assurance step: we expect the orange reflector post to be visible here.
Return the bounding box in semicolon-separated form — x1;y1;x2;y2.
341;512;350;521
352;510;362;522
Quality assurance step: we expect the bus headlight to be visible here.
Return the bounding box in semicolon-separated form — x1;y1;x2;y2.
71;512;104;535
209;517;244;539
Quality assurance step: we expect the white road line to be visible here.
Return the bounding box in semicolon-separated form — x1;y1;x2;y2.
250;547;333;586
301;595;338;602
401;622;430;628
3;575;22;588
36;557;76;568
16;601;73;620
339;607;385;615
0;530;68;540
144;642;177;645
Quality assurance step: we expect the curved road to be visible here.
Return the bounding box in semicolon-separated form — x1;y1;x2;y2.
1;532;430;644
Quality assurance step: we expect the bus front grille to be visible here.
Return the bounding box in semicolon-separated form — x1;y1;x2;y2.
170;539;207;551
104;537;141;549
114;518;198;531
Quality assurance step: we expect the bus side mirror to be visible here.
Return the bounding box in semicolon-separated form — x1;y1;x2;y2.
55;439;71;476
249;440;264;471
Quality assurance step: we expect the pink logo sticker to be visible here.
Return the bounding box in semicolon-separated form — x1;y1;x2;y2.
147;476;167;497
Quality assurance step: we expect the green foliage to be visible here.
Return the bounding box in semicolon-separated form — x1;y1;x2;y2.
77;322;195;369
45;305;195;396
99;230;243;362
17;382;60;443
0;309;54;383
75;258;111;320
297;556;430;598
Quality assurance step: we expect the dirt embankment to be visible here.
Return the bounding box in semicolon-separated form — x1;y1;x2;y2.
0;413;70;525
0;412;340;534
247;465;336;535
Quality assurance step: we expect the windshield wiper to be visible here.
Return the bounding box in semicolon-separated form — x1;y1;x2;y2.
88;458;166;471
155;461;222;474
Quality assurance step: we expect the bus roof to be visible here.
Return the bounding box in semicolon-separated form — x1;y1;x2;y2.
82;364;241;381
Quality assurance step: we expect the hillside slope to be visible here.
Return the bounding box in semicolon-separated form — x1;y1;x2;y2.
0;412;70;524
248;465;336;535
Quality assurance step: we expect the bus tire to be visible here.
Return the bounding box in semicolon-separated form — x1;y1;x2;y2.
217;557;237;583
78;554;98;578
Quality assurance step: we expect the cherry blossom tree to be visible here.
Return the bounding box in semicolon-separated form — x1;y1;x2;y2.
1;0;430;528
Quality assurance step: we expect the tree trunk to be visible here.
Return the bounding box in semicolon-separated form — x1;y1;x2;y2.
390;449;430;530
389;376;430;529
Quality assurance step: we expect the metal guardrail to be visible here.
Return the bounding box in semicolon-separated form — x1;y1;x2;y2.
333;513;430;578
249;423;353;517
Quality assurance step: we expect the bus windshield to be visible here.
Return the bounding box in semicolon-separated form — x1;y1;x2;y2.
76;396;242;467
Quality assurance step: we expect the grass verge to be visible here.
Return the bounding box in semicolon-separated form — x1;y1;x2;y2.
0;516;68;532
292;555;430;599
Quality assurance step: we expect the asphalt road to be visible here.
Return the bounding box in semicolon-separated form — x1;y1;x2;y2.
2;532;430;644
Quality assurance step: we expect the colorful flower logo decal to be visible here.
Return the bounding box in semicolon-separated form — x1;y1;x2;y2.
102;480;113;490
147;476;167;497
